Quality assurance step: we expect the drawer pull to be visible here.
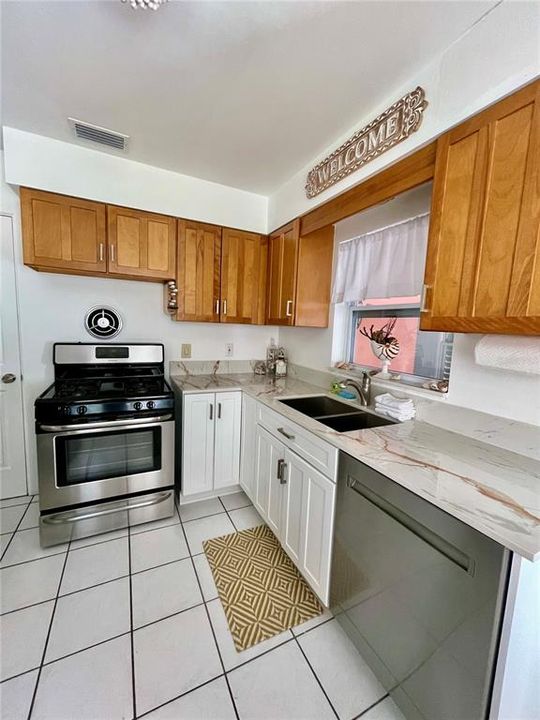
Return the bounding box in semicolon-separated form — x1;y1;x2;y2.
278;427;295;440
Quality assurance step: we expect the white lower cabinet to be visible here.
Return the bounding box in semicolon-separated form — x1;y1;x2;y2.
253;421;336;605
182;391;241;497
292;450;336;603
214;391;242;489
240;394;257;499
254;425;284;537
182;393;215;496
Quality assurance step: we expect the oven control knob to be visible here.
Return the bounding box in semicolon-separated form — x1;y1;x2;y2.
146;400;156;409
133;401;143;411
76;405;88;415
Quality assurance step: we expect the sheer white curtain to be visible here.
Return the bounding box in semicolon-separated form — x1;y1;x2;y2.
332;213;429;304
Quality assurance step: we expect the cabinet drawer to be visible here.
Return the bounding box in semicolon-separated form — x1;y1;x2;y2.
256;403;338;480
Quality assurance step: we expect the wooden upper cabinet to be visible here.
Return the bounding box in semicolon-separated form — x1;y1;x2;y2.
266;219;334;328
221;228;267;324
266;219;300;326
107;206;176;280
21;188;107;273
421;80;540;335
177;219;222;322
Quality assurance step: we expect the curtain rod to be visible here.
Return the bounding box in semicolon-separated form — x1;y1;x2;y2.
338;211;430;245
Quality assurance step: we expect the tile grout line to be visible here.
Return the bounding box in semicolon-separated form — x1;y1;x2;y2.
352;693;390;719
218;496;239;532
26;539;72;720
293;634;340;720
127;523;137;720
176;506;241;720
0;498;34;563
135;672;226;719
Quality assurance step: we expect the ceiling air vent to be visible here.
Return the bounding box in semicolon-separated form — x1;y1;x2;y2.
68;118;129;151
85;306;123;339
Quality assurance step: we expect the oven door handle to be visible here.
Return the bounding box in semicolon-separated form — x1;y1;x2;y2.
39;414;174;432
41;491;173;525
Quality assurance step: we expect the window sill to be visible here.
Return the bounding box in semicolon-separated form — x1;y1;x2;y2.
328;365;450;403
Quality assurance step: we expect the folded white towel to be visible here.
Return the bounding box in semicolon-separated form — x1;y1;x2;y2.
374;393;414;410
375;404;415;422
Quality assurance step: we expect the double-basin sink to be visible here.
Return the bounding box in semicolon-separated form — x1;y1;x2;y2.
277;395;395;433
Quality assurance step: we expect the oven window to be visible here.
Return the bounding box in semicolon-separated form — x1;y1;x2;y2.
55;427;161;485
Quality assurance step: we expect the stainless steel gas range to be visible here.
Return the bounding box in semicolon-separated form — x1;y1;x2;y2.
35;343;175;547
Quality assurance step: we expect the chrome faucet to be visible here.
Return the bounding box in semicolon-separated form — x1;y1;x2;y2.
339;373;371;407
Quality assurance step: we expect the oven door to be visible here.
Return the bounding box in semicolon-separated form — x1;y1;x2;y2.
37;415;174;511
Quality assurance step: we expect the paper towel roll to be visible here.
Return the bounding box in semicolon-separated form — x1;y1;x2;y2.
474;336;540;375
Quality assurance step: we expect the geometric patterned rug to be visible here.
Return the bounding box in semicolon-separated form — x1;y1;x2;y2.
203;524;323;651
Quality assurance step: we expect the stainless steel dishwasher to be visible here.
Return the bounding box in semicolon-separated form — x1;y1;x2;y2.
331;453;511;720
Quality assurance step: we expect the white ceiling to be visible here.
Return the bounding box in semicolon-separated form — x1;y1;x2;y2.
1;0;496;194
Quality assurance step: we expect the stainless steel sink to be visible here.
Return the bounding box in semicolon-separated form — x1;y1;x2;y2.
279;395;361;417
315;413;394;431
277;395;395;432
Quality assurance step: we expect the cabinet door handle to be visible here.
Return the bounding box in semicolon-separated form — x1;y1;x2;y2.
222;300;227;316
285;300;293;317
215;299;220;315
420;284;432;313
99;242;104;262
277;427;295;440
110;244;116;263
217;402;222;419
209;403;213;420
277;459;287;484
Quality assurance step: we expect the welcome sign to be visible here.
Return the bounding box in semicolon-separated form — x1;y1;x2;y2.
305;87;428;198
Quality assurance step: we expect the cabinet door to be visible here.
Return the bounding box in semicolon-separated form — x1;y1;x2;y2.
254;426;284;536
20;188;107;273
221;228;267;324
266;219;299;325
239;394;257;501
421;80;540;335
177;220;221;322
214;391;242;489
280;452;304;567
182;393;215;496
107;206;176;280
284;449;335;605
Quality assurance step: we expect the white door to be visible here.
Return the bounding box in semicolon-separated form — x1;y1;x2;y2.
254;425;283;535
239;394;256;501
182;393;215;496
0;215;27;499
298;451;336;605
214;391;242;489
280;451;304;567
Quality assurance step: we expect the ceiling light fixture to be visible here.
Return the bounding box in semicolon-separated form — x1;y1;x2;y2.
121;0;168;10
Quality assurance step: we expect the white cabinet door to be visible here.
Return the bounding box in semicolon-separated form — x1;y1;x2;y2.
240;394;257;502
182;393;215;496
254;425;284;537
280;453;304;567
214;391;242;489
293;449;336;605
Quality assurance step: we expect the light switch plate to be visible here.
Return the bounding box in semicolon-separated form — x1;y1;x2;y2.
225;343;233;357
181;344;192;358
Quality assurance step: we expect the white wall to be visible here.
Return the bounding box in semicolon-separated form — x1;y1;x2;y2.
268;1;540;230
3;127;267;233
1;173;276;493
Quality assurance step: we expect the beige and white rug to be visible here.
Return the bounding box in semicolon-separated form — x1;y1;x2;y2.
203;524;323;651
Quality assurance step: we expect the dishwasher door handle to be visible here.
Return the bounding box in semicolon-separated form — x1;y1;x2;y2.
346;476;474;575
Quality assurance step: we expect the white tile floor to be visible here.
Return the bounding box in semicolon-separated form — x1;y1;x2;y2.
0;490;406;720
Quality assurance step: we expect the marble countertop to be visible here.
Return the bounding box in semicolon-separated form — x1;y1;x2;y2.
171;373;540;561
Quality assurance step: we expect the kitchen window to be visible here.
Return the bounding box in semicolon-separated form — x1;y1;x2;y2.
347;296;453;382
333;211;453;386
